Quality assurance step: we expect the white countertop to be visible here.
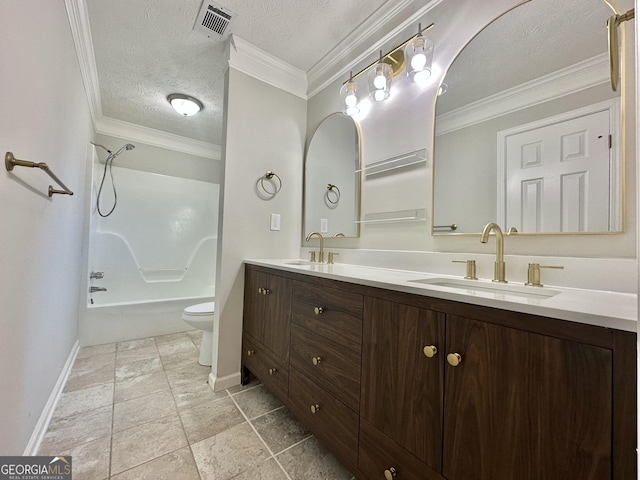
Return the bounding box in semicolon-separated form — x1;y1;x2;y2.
245;259;637;333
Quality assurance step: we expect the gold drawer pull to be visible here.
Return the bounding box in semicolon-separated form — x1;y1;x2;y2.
422;345;438;358
310;404;320;414
257;287;264;294
268;368;277;375
447;353;462;367
263;288;271;295
314;306;324;315
246;350;255;357
384;467;397;479
312;356;322;366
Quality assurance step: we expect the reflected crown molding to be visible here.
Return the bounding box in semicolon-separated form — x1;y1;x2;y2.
435;53;610;136
228;35;308;99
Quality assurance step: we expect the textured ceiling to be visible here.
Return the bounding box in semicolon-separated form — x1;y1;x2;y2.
86;0;389;146
436;0;614;114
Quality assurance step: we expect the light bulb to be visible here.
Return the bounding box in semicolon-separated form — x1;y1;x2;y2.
413;69;432;84
373;73;387;90
374;90;386;102
345;106;360;116
411;53;427;71
345;92;357;107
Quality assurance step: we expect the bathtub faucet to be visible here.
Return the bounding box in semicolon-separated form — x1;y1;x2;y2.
90;286;107;293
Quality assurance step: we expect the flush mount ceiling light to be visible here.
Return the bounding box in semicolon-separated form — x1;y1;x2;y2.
167;94;203;116
339;22;435;109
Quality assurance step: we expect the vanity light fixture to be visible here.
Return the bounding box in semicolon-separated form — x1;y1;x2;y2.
167;94;203;116
405;23;434;83
340;22;435;108
340;71;360;116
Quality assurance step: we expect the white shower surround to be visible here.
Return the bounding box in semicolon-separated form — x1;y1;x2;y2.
81;161;218;345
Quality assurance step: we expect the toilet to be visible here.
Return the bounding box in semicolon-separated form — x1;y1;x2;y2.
182;301;215;366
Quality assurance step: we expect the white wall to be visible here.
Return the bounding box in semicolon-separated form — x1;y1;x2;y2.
211;68;307;389
307;0;637;259
0;1;93;454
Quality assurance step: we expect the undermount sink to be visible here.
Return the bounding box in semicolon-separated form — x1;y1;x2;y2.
410;277;560;299
284;260;313;266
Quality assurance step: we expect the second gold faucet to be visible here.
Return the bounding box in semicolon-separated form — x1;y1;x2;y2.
480;223;506;283
305;231;325;263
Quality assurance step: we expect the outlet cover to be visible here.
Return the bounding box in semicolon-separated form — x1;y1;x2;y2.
320;218;328;233
270;213;281;231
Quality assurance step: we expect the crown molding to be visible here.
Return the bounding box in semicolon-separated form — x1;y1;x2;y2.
435;53;610;136
64;0;102;125
96;117;222;159
306;0;445;98
229;35;308;99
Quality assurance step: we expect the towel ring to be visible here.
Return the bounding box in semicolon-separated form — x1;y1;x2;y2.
259;171;282;197
325;184;341;204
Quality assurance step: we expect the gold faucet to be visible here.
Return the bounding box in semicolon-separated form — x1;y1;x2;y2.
305;231;325;263
481;223;506;283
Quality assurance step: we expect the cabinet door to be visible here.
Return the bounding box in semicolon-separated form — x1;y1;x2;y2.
243;269;266;341
261;273;292;362
243;268;292;363
361;297;445;471
443;315;612;480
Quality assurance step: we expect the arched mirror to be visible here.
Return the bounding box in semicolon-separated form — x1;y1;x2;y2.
432;0;624;234
303;113;361;238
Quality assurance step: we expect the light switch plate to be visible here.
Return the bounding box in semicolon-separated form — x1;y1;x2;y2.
270;213;281;231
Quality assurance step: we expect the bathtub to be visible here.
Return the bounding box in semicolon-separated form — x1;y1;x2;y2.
80;161;219;345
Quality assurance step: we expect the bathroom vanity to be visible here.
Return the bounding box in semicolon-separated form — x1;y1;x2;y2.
241;260;636;480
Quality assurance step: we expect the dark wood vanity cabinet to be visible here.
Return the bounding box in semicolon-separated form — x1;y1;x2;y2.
242;264;636;480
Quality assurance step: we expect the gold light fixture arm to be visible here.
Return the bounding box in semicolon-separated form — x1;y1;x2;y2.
608;8;635;92
5;151;74;197
343;22;435;84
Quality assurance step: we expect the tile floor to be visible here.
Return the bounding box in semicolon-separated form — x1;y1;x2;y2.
38;331;355;480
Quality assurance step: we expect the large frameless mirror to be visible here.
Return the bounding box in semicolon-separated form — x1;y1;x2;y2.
303;113;361;238
432;0;624;234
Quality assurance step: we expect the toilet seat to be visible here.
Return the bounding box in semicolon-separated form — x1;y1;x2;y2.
183;301;215;317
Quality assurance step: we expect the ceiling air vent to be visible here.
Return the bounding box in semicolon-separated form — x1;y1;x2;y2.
193;3;236;41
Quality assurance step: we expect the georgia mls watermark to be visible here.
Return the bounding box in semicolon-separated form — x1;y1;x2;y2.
0;457;72;480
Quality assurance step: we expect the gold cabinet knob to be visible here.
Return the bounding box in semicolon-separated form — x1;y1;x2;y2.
268;368;277;375
312;356;322;366
246;350;255;357
447;353;462;367
422;345;438;358
263;288;271;295
310;404;320;414
314;306;324;315
384;467;397;480
257;287;264;294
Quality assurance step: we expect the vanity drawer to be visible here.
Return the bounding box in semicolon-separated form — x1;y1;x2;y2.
290;324;361;411
289;367;359;473
358;419;443;480
242;334;288;403
292;280;363;351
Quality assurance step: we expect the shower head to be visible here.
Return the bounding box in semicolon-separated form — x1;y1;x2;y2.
124;144;135;151
111;143;136;159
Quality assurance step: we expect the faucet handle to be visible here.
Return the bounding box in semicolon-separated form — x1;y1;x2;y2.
327;252;339;264
309;251;316;263
525;263;564;287
452;260;477;280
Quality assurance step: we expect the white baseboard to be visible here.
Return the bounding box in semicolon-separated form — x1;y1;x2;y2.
23;341;80;456
208;370;241;392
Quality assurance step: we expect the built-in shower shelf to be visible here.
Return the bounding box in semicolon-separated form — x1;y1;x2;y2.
139;268;187;283
358;148;427;177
